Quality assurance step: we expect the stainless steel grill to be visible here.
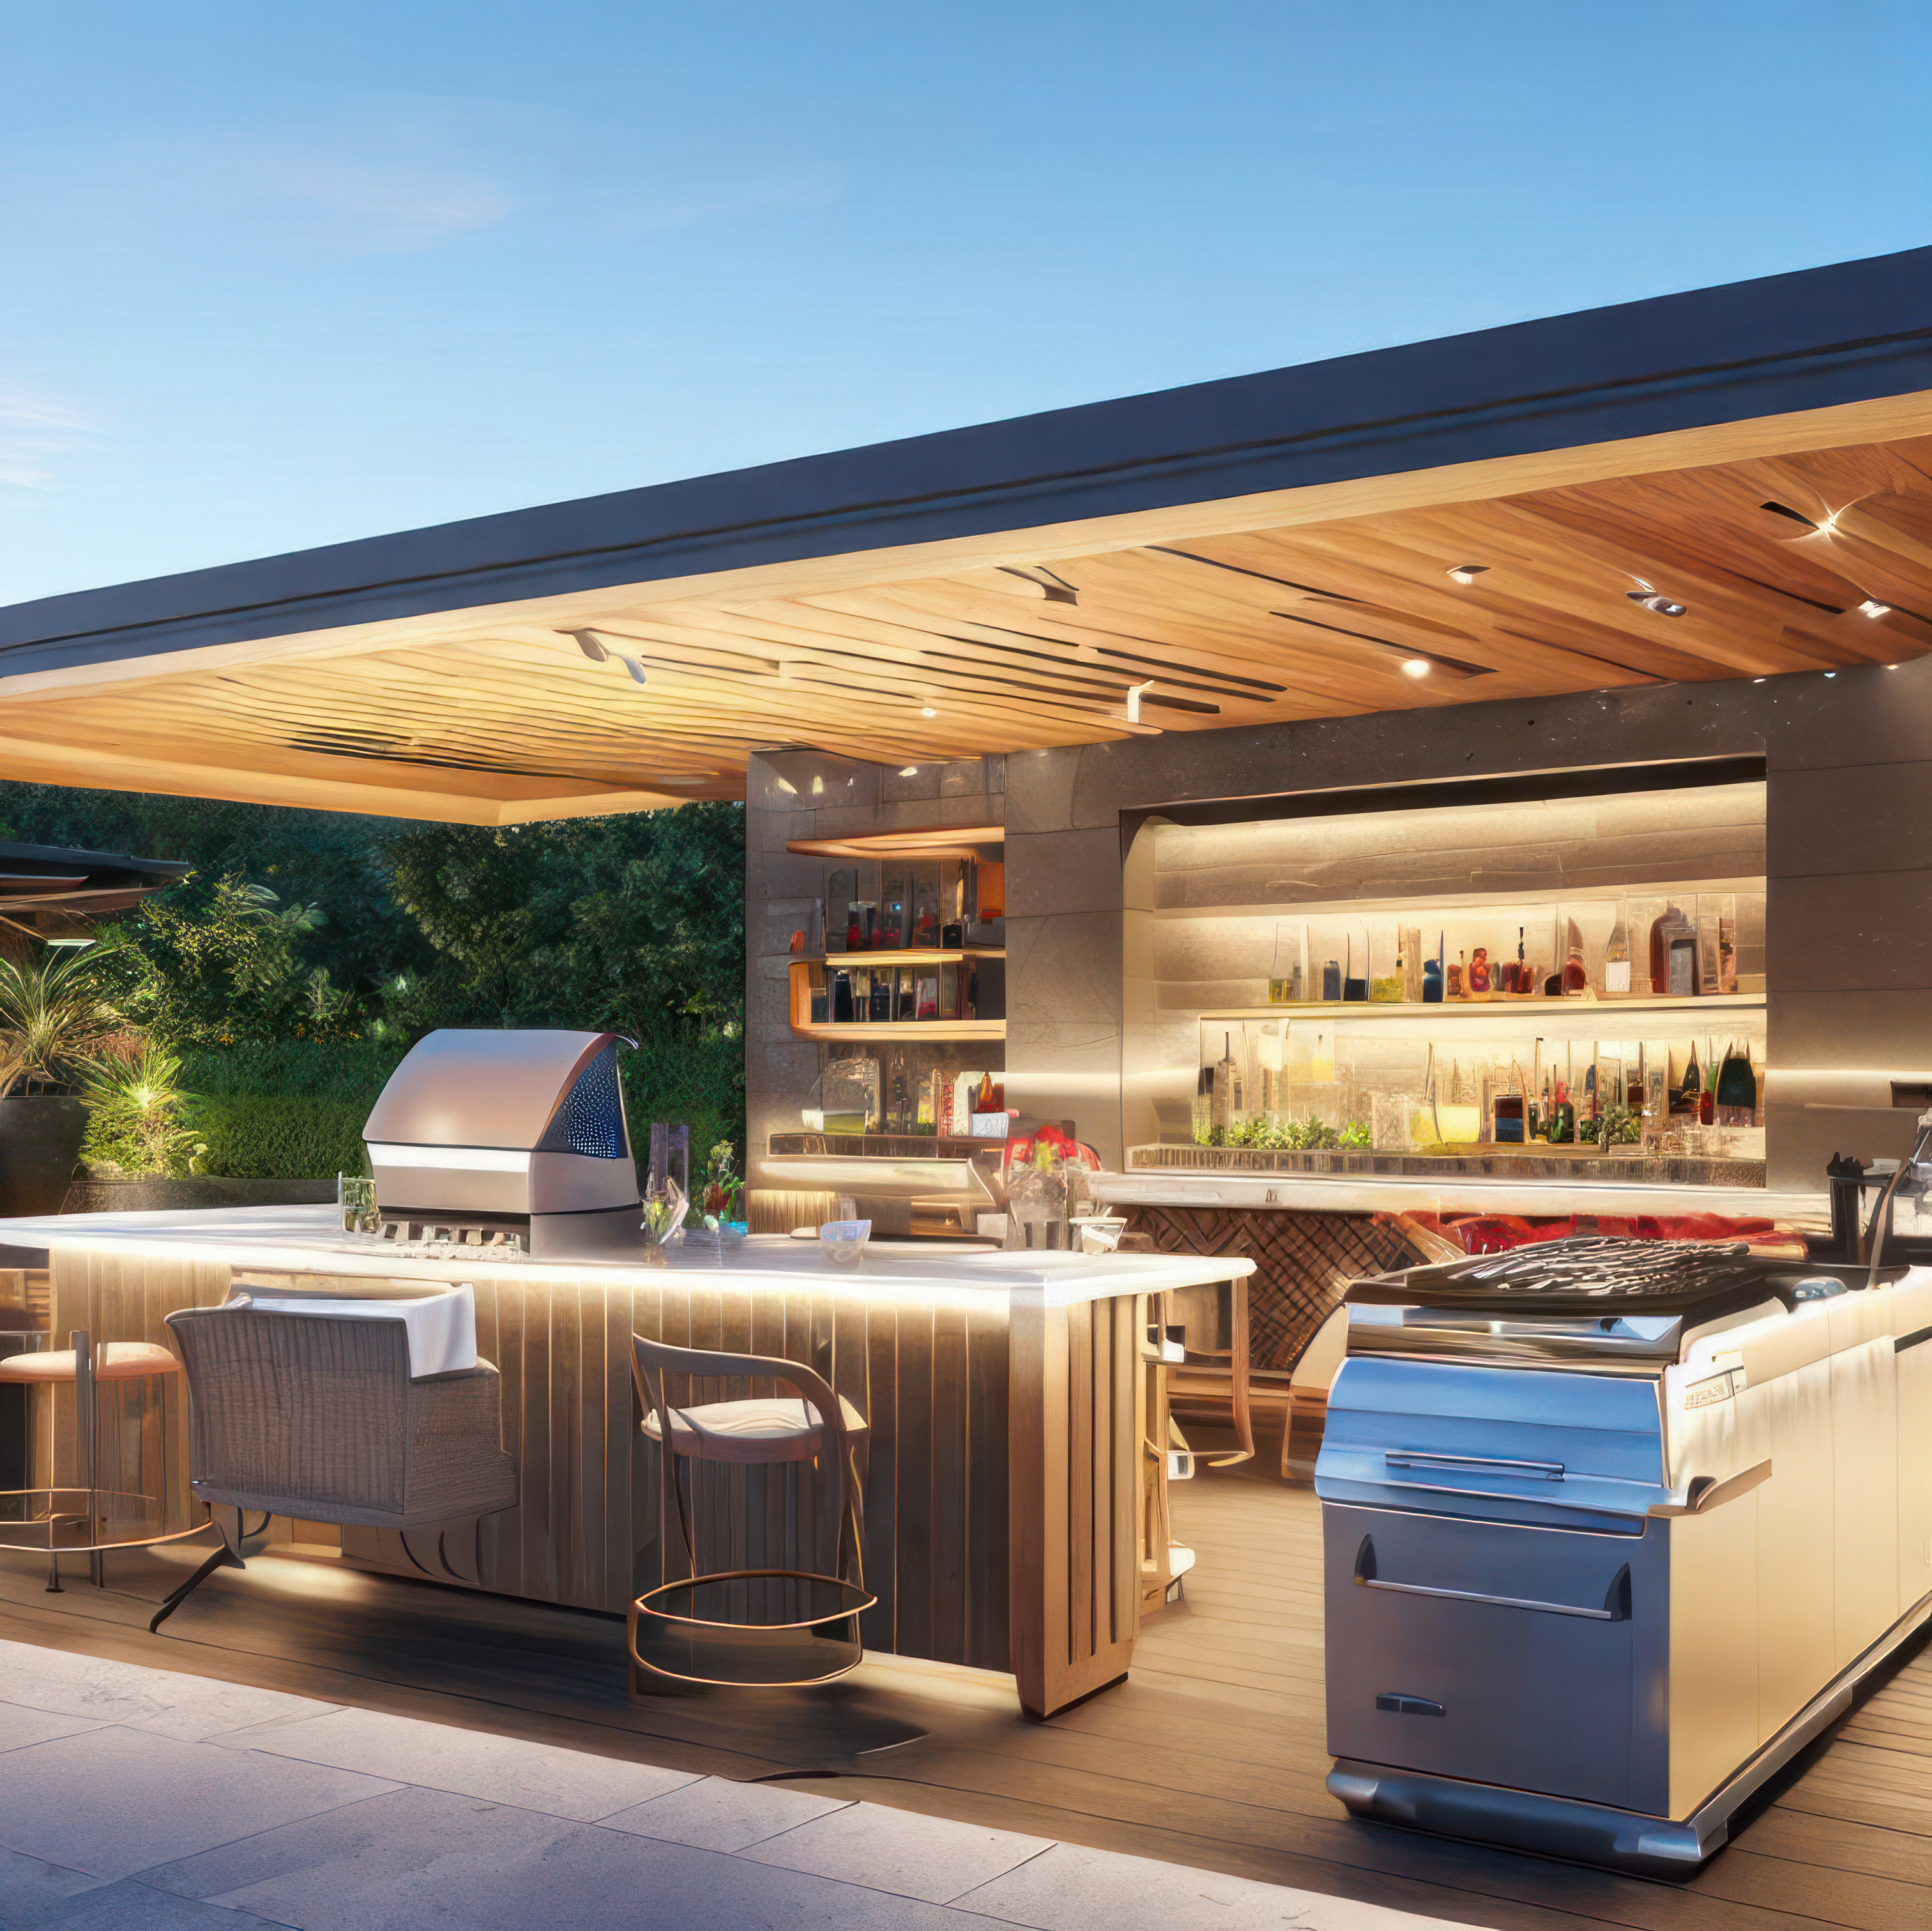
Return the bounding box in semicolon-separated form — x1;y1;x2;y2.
1318;1238;1932;1873
362;1029;642;1260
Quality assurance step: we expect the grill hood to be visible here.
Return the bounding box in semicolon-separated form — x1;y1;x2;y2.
363;1029;640;1242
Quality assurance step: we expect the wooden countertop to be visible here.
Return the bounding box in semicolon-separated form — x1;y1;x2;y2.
0;1203;1252;1308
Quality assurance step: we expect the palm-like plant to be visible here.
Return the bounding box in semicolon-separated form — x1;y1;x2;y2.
0;947;121;1094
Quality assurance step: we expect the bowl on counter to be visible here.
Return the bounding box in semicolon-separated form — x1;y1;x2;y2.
819;1219;871;1269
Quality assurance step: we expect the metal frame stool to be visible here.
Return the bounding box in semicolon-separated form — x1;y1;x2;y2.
629;1334;874;1688
0;1329;208;1591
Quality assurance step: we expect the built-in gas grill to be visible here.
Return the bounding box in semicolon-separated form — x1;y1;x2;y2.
1318;1235;1932;1872
361;1030;642;1260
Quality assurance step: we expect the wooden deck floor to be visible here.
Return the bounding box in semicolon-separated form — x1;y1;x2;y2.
1;1431;1928;1930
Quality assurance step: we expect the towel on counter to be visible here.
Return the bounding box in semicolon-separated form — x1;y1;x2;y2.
234;1282;478;1378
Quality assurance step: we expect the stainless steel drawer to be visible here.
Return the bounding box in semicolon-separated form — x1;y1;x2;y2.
1323;1502;1666;1812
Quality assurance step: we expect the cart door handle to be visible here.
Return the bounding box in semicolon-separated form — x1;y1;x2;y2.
1353;1536;1629;1621
1384;1451;1565;1481
1647;1460;1772;1518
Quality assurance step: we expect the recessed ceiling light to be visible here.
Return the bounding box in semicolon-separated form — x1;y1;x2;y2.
1401;659;1431;678
920;706;938;717
1859;599;1892;618
1753;676;1766;683
1447;564;1487;585
1825;672;1837;678
899;766;919;776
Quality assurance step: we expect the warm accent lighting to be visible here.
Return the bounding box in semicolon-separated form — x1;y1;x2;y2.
366;1144;529;1173
1447;563;1488;585
1860;599;1892;618
899;766;919;776
1627;584;1687;618
1401;659;1431;678
920;706;938;717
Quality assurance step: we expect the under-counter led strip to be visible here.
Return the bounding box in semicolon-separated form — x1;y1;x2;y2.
365;1143;530;1173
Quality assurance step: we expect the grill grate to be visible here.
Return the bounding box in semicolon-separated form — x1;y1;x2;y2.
1427;1235;1758;1301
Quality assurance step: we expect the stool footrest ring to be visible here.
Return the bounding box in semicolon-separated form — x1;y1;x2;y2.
631;1568;874;1688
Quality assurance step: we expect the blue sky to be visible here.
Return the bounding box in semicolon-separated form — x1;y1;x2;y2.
2;1;1928;606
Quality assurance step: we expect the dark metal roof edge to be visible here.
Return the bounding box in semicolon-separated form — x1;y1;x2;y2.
0;839;193;880
4;245;1930;677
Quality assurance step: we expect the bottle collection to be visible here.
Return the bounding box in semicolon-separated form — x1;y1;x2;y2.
1265;896;1750;1007
1192;1018;1765;1159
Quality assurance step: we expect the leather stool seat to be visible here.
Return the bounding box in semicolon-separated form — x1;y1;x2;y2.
0;1342;181;1384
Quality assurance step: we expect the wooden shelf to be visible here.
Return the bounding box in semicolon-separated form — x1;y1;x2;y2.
787;825;1004;860
790;1019;1006;1042
1198;992;1766;1020
809;947;1005;966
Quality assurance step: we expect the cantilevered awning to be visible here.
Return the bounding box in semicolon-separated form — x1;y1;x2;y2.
0;839;190;943
3;248;1932;823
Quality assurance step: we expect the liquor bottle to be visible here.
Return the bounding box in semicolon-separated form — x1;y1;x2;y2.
1562;917;1587;995
1604;907;1631;994
1675;1041;1702;1116
1714;1039;1756;1124
1581;1060;1597;1129
1343;934;1367;1002
846;901;864;952
1422;933;1444;1004
1699;1040;1716;1124
1514;925;1528;995
1650;905;1695;996
1212;1033;1238;1138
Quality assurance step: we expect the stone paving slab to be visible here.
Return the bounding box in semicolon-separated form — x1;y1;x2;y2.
0;1643;1489;1931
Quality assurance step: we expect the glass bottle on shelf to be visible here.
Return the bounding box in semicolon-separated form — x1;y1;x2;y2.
1212;1032;1238;1138
1650;904;1696;995
1422;933;1444;1004
1698;1039;1716;1124
1469;946;1491;995
1604;906;1631;994
1675;1041;1702;1115
1714;1039;1755;1124
1447;949;1465;998
1344;935;1367;1002
1562;917;1587;995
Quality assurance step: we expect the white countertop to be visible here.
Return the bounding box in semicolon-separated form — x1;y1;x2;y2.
0;1204;1252;1309
1089;1168;1830;1227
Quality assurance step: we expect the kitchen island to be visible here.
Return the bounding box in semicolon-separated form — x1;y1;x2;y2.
0;1205;1251;1717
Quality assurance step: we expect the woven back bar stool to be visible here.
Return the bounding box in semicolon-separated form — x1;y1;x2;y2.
629;1334;873;1687
153;1290;517;1632
0;1329;205;1591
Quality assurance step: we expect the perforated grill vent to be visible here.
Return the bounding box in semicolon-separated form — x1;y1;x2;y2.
537;1045;627;1159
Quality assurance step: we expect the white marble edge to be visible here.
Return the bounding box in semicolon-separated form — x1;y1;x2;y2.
0;1203;1252;1309
1089;1166;1830;1226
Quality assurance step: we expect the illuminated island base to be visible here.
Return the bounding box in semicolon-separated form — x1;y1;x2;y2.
0;1205;1251;1718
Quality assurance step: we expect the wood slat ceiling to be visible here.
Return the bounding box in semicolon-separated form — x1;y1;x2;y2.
8;431;1932;821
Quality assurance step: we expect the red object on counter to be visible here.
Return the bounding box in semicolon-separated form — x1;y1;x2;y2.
1388;1208;1804;1258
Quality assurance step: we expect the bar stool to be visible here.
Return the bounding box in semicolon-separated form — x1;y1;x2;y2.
629;1335;874;1687
0;1329;208;1591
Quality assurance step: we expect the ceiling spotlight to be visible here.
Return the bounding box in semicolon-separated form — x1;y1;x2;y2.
899;766;919;777
1447;563;1488;586
1401;659;1432;678
1859;599;1892;619
566;629;647;686
920;706;938;718
1627;583;1687;617
1825;671;1837;678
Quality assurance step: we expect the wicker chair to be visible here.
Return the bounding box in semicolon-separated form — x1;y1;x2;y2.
152;1294;517;1633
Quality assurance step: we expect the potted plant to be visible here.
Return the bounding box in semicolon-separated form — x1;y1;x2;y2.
0;947;120;1216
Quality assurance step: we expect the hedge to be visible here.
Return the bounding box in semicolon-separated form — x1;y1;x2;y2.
181;1093;372;1181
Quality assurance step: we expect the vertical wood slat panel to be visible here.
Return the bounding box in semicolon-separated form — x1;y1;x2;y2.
862;1301;899;1654
931;1305;968;1664
1067;1299;1095;1671
968;1306;1009;1670
894;1306;936;1663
